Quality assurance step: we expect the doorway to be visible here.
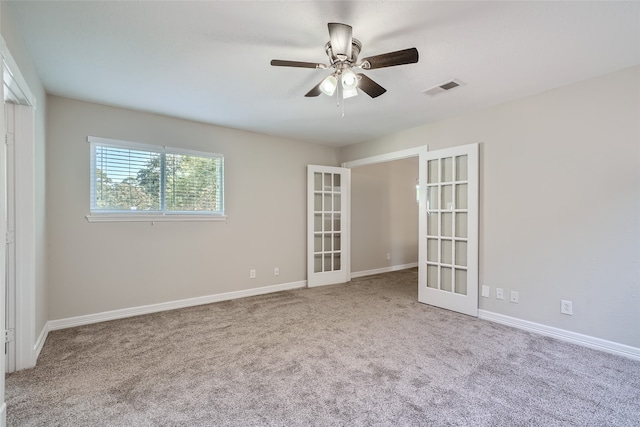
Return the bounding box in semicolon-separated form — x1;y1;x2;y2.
350;157;419;277
2;50;37;373
343;144;479;317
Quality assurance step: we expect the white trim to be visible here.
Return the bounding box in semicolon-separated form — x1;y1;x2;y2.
0;402;6;427
47;280;307;331
34;324;48;360
0;36;37;108
341;146;428;169
478;310;640;361
351;263;418;279
86;214;228;223
13;105;36;370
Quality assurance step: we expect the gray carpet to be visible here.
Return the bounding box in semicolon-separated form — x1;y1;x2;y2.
6;269;640;426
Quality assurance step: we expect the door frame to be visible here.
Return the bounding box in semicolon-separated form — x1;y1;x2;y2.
342;145;429;276
1;36;38;373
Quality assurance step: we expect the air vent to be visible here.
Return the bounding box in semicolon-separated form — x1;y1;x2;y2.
423;79;465;96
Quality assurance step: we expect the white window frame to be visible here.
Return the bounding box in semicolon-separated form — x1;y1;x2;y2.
86;136;226;223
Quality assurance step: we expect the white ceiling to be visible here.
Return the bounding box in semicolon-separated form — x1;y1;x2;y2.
7;1;640;147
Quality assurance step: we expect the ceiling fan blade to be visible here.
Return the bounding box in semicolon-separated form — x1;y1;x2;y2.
328;23;352;59
357;74;387;98
361;48;419;69
270;59;323;69
304;81;323;97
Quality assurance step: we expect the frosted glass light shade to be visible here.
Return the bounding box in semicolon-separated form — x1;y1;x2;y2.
320;75;337;96
342;87;358;98
341;69;358;89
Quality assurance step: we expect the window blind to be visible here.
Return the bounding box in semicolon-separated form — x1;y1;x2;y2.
89;137;224;215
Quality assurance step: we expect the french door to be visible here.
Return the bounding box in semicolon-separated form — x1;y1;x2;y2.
307;165;350;287
418;143;479;316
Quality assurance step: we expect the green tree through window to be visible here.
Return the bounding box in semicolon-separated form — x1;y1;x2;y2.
90;137;224;215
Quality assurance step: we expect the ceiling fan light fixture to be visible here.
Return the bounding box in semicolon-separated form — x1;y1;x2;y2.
343;86;358;99
320;75;337;96
341;68;358;90
271;22;419;104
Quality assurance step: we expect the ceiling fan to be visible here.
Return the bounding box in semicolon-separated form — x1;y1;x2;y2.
271;23;419;100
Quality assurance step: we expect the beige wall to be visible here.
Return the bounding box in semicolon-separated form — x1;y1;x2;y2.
341;66;640;348
351;158;418;273
1;4;48;342
46;96;338;319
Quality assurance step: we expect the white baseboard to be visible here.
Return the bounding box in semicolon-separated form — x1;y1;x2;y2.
34;323;49;361
351;263;418;279
46;280;307;333
478;310;640;361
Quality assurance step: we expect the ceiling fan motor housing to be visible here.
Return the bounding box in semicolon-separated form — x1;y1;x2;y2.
325;39;362;65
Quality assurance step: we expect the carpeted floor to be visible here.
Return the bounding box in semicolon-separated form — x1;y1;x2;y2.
6;269;640;426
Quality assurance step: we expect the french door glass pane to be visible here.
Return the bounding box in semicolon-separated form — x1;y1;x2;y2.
314;254;322;273
323;194;332;211
427;265;438;288
314;234;322;252
314;173;322;191
324;254;332;271
456;184;468;209
324;214;332;231
441;185;453;210
427;212;438;235
441;240;452;264
427;160;439;183
455;269;467;295
333;234;341;251
323;234;332;251
441;213;452;237
427;239;438;262
455;241;467;266
441;157;453;182
324;174;332;191
441;267;452;292
333;194;341;211
455;155;468;181
427;186;439;210
333;254;341;270
455;213;467;238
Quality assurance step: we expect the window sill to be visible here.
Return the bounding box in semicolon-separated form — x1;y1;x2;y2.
85;214;228;223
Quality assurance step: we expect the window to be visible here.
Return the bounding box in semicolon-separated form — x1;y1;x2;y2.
88;136;224;221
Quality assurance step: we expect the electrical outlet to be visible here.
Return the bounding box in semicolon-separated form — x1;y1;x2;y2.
249;269;256;279
386;253;391;260
496;288;504;300
510;291;519;303
481;285;490;298
561;300;573;315
274;267;280;276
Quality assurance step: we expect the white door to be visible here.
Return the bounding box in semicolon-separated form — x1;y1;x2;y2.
4;103;15;373
418;143;479;316
307;165;350;287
